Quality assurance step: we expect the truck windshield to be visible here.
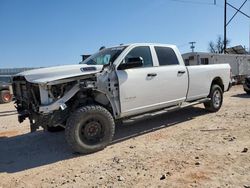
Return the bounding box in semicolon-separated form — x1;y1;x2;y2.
81;46;127;65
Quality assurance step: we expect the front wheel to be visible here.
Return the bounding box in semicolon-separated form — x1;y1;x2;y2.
65;105;115;154
204;84;223;112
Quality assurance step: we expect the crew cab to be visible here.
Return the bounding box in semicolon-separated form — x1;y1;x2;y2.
12;43;231;153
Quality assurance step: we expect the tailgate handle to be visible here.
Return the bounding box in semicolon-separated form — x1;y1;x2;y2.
147;73;157;77
178;70;186;74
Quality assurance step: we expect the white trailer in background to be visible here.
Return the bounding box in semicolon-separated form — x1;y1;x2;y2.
182;52;250;83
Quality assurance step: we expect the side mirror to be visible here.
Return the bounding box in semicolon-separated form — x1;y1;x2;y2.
118;57;143;70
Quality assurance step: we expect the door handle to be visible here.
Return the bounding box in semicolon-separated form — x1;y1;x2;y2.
178;70;186;74
147;73;157;77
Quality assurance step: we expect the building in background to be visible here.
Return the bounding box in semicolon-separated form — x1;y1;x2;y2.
182;48;250;83
225;45;249;55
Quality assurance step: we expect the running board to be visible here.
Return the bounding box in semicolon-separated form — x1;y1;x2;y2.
123;98;210;123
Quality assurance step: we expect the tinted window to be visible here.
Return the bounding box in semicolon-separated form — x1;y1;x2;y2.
154;47;179;66
200;58;209;65
184;59;190;66
124;46;153;67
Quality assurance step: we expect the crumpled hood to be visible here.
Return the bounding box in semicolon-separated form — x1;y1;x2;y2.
16;64;103;84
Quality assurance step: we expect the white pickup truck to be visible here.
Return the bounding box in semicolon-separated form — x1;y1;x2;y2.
12;43;231;154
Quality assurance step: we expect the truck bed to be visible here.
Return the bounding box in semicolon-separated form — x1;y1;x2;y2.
186;64;231;102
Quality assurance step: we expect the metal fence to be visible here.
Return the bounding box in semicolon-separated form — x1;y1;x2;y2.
0;68;39;75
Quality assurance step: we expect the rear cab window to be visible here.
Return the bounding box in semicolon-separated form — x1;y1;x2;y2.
154;46;179;66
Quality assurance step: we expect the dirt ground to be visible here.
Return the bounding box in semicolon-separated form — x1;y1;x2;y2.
0;85;249;188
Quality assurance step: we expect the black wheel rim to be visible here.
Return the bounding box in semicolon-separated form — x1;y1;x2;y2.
79;118;105;145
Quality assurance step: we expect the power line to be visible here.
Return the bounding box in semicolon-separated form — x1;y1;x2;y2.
224;0;250;53
227;1;250;23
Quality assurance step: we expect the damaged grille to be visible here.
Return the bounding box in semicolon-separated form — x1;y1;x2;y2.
12;76;40;109
12;76;29;101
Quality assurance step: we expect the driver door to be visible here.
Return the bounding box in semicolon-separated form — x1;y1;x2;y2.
116;46;161;117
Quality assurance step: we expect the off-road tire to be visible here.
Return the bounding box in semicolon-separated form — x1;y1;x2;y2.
65;105;115;154
204;84;223;112
0;90;13;103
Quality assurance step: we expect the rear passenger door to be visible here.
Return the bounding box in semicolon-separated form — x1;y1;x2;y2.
152;46;188;104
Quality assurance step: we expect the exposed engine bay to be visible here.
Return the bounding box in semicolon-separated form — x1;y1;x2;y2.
12;68;120;132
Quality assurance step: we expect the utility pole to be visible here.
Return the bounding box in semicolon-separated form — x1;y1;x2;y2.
224;0;227;54
223;0;250;54
189;42;196;53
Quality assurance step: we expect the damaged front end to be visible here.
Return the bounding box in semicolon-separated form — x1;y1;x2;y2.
12;75;81;131
12;46;127;132
12;76;40;125
12;68;120;132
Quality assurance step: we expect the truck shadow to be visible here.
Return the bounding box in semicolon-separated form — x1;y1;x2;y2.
0;131;72;173
231;93;250;98
113;107;206;143
0;106;206;173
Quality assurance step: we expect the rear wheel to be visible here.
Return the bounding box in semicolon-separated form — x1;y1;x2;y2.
65;105;115;154
204;84;223;112
0;90;13;103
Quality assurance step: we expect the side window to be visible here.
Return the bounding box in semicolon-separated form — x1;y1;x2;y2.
184;59;190;66
200;58;209;65
154;47;179;66
124;46;153;67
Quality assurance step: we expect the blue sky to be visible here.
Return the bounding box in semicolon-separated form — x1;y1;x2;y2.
0;0;249;68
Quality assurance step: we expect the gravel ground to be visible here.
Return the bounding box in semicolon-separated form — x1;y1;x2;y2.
0;85;249;188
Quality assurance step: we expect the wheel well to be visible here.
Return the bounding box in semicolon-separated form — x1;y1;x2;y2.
71;90;114;116
211;77;224;92
93;91;114;115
